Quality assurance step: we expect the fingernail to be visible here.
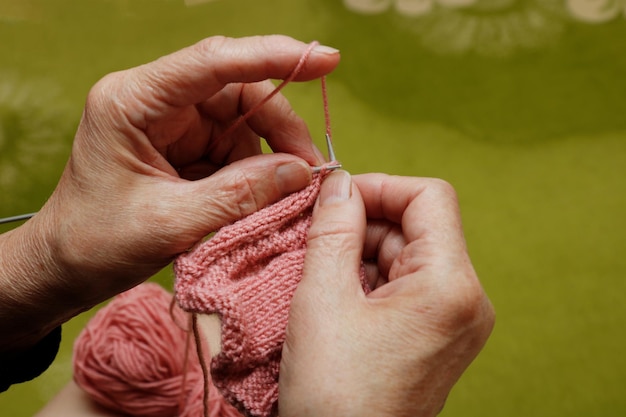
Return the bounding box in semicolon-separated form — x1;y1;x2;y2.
313;44;340;55
320;170;351;206
276;161;311;194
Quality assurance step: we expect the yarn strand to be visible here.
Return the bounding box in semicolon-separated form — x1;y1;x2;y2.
193;314;212;417
178;314;193;413
321;75;332;140
210;40;321;151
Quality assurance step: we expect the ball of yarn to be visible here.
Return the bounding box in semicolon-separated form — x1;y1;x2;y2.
73;283;241;417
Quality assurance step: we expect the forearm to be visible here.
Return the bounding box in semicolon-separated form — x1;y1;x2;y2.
0;214;80;352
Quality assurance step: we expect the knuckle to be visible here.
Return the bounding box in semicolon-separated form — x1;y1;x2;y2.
309;216;354;238
194;36;242;85
308;223;360;250
84;82;107;115
194;35;228;57
425;178;459;203
223;170;266;219
308;212;363;252
85;72;122;110
435;272;493;334
83;72;132;131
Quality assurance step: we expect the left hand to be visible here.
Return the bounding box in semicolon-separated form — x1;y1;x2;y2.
0;35;340;350
45;35;340;302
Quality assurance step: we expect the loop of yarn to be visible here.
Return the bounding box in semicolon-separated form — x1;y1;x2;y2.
73;282;242;417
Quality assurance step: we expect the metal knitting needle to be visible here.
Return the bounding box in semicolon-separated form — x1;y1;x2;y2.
311;132;342;173
325;133;337;162
312;163;342;173
0;212;37;225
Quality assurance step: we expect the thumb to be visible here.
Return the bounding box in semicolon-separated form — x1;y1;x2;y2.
156;153;312;253
299;170;367;305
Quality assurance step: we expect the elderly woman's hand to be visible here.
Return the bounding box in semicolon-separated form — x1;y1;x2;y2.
279;172;495;417
0;35;339;350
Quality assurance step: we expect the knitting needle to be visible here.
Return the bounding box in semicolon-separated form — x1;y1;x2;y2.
0;212;37;225
311;164;341;173
325;133;337;162
311;132;342;173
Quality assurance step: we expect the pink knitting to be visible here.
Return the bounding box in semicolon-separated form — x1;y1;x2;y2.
175;170;369;417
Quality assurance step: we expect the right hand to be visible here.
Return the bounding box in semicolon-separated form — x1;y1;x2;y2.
279;172;495;417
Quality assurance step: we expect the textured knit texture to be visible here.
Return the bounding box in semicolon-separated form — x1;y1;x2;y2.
73;282;242;417
175;171;370;417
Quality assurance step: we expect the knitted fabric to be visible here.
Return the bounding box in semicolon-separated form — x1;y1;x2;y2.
174;171;369;417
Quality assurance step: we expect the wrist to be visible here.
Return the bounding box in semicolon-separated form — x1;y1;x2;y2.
0;214;82;352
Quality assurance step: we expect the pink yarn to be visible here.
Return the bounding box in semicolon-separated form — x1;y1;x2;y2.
73;283;242;417
175;171;370;417
209;41;320;152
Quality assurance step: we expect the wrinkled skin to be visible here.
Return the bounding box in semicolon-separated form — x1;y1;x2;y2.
280;172;495;417
0;35;339;351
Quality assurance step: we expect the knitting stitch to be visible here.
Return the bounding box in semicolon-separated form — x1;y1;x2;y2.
175;170;370;417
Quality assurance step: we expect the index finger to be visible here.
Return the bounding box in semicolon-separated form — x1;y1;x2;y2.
136;34;340;108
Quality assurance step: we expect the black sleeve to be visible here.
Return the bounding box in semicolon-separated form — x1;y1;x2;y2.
0;326;62;393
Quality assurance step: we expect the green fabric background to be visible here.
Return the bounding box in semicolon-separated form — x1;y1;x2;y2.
1;0;625;415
